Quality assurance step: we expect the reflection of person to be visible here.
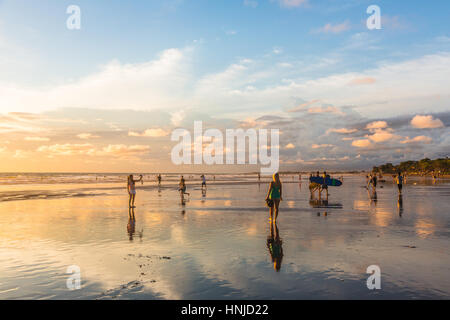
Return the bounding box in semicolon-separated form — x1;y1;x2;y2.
397;194;403;217
265;173;282;221
267;221;283;272
127;174;143;208
127;207;136;241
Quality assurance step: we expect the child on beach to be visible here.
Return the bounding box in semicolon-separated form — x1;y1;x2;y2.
266;173;282;221
127;174;143;208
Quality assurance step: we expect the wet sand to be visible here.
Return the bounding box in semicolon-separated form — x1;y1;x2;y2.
0;175;449;299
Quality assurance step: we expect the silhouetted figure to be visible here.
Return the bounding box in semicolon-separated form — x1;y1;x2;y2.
267;221;283;272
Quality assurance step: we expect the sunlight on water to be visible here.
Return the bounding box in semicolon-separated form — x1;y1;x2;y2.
0;174;449;299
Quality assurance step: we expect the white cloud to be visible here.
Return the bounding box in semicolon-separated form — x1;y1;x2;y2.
411;115;444;129
101;144;150;156
243;0;258;8
1;48;450;121
278;0;308;8
128;128;169;137
0;47;192;113
37;143;95;156
314;21;351;34
24;136;50;142
77;133;100;139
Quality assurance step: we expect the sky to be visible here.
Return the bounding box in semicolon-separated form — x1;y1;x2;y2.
0;0;449;172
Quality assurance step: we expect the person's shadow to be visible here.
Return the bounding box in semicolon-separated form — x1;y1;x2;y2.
266;221;283;272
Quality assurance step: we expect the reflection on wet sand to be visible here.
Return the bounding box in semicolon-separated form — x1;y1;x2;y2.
0;175;449;299
267;221;283;272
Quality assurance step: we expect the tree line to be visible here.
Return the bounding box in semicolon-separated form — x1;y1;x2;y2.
372;157;450;175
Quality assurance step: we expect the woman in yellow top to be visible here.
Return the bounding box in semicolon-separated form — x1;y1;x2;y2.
266;173;282;221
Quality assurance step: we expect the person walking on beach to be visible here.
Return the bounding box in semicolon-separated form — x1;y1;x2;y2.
179;175;189;200
127;174;143;208
395;172;403;194
266;173;282;221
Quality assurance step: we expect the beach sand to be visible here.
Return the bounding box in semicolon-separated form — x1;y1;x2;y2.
0;174;449;299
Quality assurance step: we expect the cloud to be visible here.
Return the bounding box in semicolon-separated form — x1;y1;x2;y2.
327;128;357;134
365;129;397;143
411;115;444;129
366;121;388;130
311;144;333;149
352;139;372;148
308;106;343;115
288;99;320;112
401;136;433;144
0;47;192;113
24;136;50;142
37;144;95;156
101;144;150;156
128;128;169;137
243;0;258;8
77;133;100;140
285;143;295;149
349;77;376;85
314;21;351;34
13;149;31;159
277;0;308;8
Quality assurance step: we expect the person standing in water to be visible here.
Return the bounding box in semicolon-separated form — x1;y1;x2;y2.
266;173;282;221
201;174;206;190
157;174;162;187
395;172;403;194
127;174;143;208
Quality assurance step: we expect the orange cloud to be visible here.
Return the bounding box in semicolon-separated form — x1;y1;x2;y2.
327;127;357;134
311;144;333;149
401;136;433;144
352;139;372;148
411;115;444;129
366;121;387;130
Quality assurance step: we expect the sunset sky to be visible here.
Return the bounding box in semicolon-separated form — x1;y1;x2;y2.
0;0;449;172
